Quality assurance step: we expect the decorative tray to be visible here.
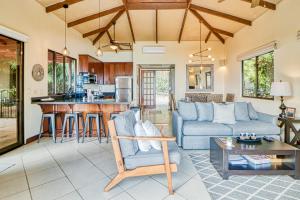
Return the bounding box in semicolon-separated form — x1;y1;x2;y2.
236;137;262;143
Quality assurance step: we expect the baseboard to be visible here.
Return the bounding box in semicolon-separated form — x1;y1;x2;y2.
25;134;39;144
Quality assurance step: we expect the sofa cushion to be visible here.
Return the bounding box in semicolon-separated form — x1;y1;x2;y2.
248;103;259;120
178;101;197;120
182;121;232;136
235;102;250;121
195;102;213;122
114;111;139;158
227;120;280;136
124;141;181;169
213;103;236;124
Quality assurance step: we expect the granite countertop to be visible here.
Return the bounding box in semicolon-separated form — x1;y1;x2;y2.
31;97;131;105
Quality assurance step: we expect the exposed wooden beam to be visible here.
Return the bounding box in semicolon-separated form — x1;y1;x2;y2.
68;6;124;27
126;2;187;10
126;0;187;2
83;27;106;38
205;31;211;43
93;9;125;45
190;4;252;26
212;28;234;37
178;0;191;43
156;9;158;43
106;31;113;42
46;0;82;13
189;8;225;44
240;0;276;10
122;0;136;43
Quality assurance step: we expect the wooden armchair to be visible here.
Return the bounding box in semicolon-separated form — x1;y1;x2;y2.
105;112;181;195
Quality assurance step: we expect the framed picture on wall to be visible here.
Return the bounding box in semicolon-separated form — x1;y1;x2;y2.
286;107;296;119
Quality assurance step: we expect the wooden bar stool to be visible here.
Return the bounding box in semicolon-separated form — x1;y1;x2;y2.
38;112;63;143
61;112;85;143
82;112;106;143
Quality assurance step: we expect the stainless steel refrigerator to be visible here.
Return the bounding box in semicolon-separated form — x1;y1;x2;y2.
115;76;133;102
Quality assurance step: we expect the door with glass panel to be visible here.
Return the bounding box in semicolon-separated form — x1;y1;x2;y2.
0;34;24;154
141;70;156;108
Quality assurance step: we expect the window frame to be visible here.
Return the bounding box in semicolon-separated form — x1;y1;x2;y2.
241;51;274;100
48;49;77;95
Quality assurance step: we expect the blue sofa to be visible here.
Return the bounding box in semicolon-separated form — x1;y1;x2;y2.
172;101;281;149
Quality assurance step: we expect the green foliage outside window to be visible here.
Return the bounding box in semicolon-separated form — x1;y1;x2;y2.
242;51;274;99
48;50;76;95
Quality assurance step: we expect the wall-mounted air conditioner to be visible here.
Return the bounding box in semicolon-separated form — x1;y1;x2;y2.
142;46;166;54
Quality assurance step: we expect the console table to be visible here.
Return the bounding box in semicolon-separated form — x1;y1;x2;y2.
279;118;300;147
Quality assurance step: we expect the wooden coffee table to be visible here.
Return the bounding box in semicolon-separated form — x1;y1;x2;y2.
210;137;300;179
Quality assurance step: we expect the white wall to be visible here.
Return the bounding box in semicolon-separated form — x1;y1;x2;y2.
224;0;300;117
0;0;97;141
132;41;226;103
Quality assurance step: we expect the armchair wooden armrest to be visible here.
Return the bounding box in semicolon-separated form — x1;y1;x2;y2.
115;135;176;142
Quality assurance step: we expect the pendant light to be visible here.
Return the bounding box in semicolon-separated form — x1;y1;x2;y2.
96;0;103;57
110;23;118;50
62;4;70;56
188;21;214;63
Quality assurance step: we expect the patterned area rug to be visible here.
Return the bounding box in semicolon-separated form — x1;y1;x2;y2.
189;152;300;200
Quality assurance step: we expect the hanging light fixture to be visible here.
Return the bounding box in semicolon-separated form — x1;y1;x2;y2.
96;0;103;57
110;23;118;51
62;4;70;56
188;21;214;64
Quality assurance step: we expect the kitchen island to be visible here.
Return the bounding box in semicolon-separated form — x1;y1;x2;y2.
32;97;131;137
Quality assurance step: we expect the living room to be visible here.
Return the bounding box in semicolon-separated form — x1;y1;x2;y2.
0;0;299;200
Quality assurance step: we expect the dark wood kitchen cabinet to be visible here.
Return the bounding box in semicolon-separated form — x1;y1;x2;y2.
79;55;104;84
103;62;133;84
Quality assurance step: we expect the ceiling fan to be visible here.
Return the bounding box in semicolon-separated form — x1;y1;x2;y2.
218;0;261;8
102;22;132;53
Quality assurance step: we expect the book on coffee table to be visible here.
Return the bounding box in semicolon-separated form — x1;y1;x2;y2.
229;155;248;165
243;155;272;165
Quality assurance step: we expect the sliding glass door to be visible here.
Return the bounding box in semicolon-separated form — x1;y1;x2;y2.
0;34;24;154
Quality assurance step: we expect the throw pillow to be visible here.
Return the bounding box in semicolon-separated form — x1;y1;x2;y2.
234;102;250;121
177;101;197;120
195;102;213;121
142;120;162;150
248;102;259;120
213;103;236;124
134;121;151;152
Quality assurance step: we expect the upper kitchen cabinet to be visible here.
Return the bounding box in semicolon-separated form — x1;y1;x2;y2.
79;55;104;84
103;63;133;84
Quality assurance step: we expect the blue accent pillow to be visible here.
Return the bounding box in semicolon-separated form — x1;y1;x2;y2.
178;101;197;120
248;102;258;120
234;102;250;121
195;102;213;121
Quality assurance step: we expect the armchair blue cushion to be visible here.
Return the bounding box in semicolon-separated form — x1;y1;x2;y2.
114;111;139;157
124;141;181;169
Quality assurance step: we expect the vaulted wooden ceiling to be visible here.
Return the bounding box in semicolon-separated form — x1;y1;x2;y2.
36;0;281;47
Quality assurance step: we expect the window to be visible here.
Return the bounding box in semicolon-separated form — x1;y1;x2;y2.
48;50;76;94
242;51;274;99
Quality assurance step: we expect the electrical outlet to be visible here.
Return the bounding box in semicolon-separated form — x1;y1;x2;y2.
297;30;300;40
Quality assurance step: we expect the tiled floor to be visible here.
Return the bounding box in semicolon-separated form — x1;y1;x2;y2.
0;138;211;200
